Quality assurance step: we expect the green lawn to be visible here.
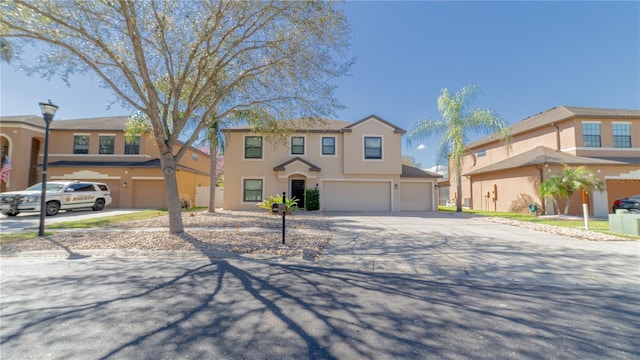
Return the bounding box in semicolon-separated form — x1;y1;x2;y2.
438;206;638;239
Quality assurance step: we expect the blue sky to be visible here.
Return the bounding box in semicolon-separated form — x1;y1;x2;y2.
1;1;638;169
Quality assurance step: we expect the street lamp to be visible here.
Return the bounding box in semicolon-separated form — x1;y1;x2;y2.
38;100;58;237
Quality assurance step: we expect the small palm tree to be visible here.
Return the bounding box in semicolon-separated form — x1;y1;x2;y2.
539;176;566;214
407;84;510;212
540;165;604;215
557;165;604;214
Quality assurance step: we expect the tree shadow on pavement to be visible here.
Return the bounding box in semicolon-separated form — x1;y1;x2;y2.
1;232;638;359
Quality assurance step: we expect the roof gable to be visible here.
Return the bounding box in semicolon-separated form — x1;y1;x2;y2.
273;157;321;172
344;114;406;134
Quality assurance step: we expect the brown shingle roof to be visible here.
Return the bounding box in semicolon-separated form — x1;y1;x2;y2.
464;146;629;176
225;118;351;133
51;116;132;131
0;115;47;129
401;165;443;178
467;106;640;149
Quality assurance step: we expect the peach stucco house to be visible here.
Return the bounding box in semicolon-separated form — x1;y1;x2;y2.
444;106;639;217
0;115;211;209
223;115;441;211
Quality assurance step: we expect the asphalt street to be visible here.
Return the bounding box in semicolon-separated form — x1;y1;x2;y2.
1;212;639;359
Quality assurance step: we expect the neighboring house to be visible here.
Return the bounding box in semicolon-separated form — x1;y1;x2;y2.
444;106;640;216
0;115;211;209
223;115;441;211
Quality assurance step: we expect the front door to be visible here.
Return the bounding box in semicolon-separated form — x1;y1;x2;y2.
291;179;305;209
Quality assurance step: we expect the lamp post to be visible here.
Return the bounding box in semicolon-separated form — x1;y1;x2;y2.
38;100;58;237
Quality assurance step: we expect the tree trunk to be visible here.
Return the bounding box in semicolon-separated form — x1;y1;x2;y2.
208;140;218;213
160;156;185;234
455;160;463;213
564;192;574;215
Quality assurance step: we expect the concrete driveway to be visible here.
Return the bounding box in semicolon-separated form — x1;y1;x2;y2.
320;212;639;288
1;211;638;359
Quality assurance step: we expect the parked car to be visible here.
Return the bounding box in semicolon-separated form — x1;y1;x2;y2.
612;194;640;214
0;181;112;216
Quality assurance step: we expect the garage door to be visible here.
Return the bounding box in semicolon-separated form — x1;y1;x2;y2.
400;182;432;211
133;180;167;209
322;181;391;211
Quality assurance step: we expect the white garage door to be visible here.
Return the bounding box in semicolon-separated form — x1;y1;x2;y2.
322;181;391;211
400;182;432;211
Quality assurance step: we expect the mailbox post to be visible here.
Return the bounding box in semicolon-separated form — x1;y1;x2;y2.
281;192;286;244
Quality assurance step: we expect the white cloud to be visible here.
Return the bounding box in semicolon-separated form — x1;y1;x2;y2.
417;144;425;150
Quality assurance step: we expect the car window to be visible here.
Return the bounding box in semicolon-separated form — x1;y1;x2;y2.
97;184;110;191
67;183;96;192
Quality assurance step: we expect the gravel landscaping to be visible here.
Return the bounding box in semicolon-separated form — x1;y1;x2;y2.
0;210;331;259
0;210;633;259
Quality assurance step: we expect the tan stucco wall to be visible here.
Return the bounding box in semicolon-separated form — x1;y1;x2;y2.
1;118;211;210
447;114;639;216
223;117;409;211
0;122;45;192
342;119;402;175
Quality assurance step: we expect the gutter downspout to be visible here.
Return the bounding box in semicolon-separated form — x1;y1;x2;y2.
551;123;560;150
535;164;545;213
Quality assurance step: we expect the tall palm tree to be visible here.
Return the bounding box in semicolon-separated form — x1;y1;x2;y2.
407;84;510;212
206;122;225;213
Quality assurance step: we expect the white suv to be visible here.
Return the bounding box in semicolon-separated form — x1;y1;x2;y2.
0;181;113;216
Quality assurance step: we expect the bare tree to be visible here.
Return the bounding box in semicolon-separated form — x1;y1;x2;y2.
1;0;351;233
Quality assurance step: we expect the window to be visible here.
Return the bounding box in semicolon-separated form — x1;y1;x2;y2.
66;183;96;192
245;136;263;159
73;135;90;154
124;136;140;154
364;136;382;159
612;123;632;148
99;135;115;154
322;137;335;155
243;179;263;202
291;136;305;155
582;123;601;147
476;149;487;157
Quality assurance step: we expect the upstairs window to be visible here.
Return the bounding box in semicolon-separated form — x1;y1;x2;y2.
291;136;305;155
476;149;487;157
73;135;90;154
245;136;263;159
612;123;631;148
322;137;335;155
99;135;115;154
364;136;382;159
124;136;140;154
582;122;601;147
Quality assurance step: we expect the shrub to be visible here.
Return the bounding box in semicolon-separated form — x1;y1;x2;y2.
305;188;320;211
257;194;299;214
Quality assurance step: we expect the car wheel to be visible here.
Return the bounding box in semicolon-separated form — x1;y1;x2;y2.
45;201;60;216
92;198;106;211
5;212;19;217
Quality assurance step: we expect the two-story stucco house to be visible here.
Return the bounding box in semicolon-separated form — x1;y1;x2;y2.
223;115;441;212
444;106;639;217
0;115;211;209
